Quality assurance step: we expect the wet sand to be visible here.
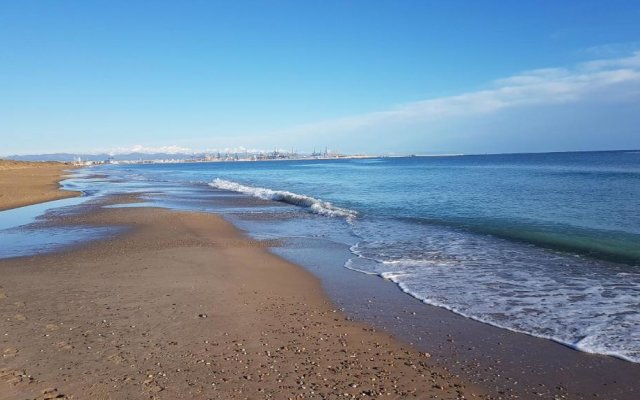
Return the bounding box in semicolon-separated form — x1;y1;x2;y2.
0;160;80;211
0;202;483;399
275;237;640;399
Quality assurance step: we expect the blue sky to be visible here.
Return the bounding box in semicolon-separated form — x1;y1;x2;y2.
1;1;639;155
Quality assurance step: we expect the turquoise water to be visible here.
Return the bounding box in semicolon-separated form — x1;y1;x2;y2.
3;151;638;362
201;151;640;264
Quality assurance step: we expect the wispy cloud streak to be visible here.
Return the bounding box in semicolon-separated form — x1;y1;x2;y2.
286;51;640;136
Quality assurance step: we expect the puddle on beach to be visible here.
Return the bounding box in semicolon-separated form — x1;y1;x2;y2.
0;225;122;259
0;191;122;260
0;196;89;231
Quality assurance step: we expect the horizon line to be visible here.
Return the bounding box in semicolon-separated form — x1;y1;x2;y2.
3;147;639;161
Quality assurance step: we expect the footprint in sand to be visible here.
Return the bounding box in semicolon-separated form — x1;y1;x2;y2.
1;370;68;399
55;341;73;351
107;353;125;364
2;347;19;358
40;387;68;400
0;367;34;387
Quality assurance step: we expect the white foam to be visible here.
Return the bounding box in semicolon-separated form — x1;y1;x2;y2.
347;219;640;364
209;178;357;221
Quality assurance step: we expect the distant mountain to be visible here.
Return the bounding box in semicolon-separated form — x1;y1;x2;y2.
5;152;203;162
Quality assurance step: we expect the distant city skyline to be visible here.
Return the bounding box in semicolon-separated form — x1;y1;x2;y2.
1;1;640;155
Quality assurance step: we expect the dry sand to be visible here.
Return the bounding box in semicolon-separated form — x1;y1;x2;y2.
0;160;80;211
0;203;484;399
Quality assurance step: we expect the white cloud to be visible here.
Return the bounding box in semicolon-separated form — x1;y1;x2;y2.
283;51;640;137
105;145;290;156
577;42;640;58
108;144;194;155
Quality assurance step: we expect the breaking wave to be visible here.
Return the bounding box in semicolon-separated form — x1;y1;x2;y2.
209;178;357;220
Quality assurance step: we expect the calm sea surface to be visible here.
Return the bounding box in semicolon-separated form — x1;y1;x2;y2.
4;151;639;362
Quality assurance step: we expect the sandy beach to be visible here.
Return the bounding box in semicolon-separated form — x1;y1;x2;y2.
0;160;79;211
0;198;482;399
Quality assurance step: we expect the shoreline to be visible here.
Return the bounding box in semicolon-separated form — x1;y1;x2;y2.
269;237;640;399
0;198;483;399
0;160;80;211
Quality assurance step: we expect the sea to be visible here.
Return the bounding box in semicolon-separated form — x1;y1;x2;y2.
2;150;639;363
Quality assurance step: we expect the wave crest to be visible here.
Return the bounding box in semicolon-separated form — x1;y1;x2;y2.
209;178;357;220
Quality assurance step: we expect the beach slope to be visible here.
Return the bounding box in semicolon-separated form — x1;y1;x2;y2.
0;204;479;399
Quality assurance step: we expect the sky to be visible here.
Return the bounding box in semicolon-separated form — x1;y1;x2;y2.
1;0;640;155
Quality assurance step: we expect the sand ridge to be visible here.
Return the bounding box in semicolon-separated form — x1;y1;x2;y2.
0;160;80;211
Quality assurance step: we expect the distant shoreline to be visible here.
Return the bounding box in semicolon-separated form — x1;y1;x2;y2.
3;148;638;165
